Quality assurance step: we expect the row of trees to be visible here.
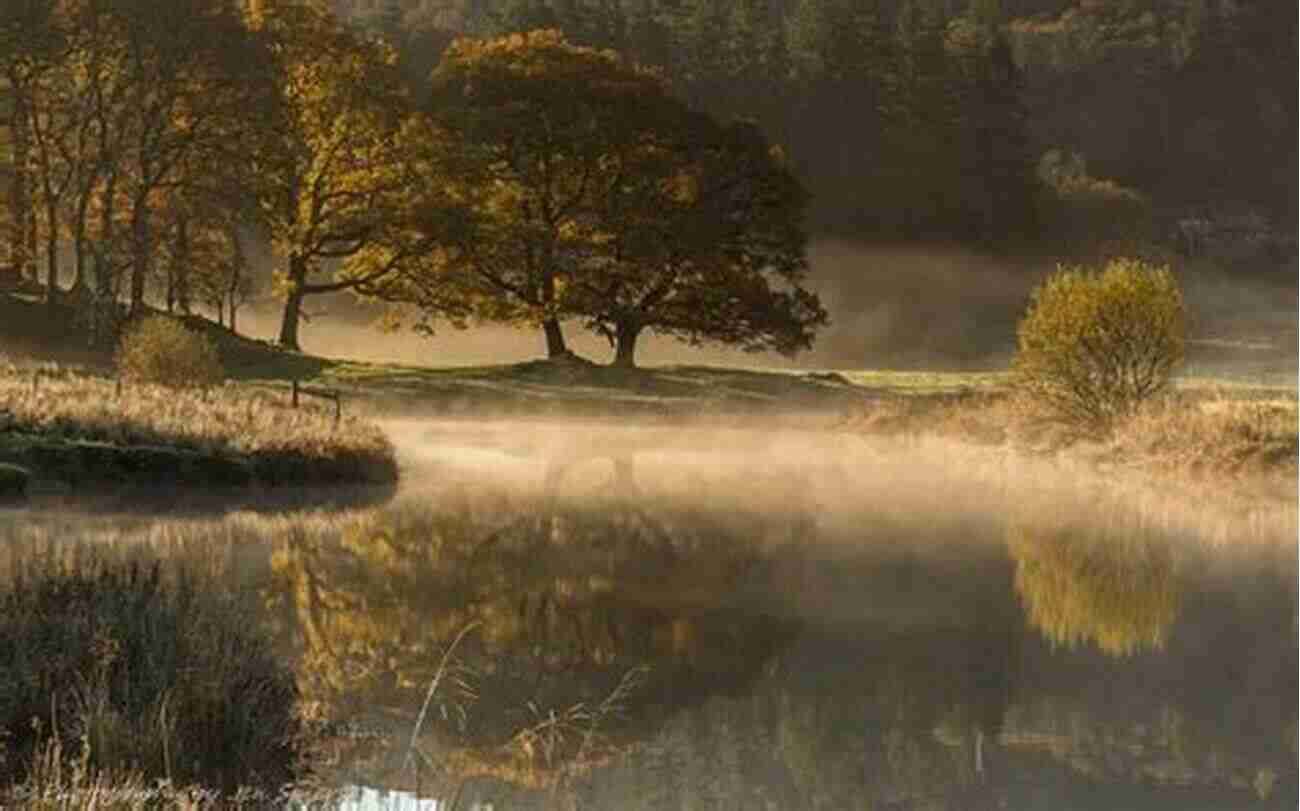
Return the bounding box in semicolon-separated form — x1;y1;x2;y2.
1;3;825;365
0;0;271;339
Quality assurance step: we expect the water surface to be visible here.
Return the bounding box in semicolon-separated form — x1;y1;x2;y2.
4;420;1295;810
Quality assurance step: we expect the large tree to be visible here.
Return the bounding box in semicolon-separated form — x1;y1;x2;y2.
387;30;826;367
252;2;428;351
410;30;670;358
569;116;827;368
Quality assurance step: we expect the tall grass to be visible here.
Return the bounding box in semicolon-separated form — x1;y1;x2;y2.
1108;394;1299;477
0;545;303;801
845;387;1298;481
0;361;396;484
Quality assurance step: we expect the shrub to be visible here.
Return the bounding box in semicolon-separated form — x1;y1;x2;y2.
0;555;302;796
1012;258;1186;431
115;316;223;389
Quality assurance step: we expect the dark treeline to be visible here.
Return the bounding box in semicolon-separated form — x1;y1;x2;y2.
380;0;1296;245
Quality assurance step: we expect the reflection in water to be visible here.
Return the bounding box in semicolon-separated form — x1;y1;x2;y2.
268;436;1295;809
270;452;804;798
1008;507;1179;657
4;423;1294;809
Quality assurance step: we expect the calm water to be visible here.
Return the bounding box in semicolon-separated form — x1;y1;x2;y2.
3;420;1296;810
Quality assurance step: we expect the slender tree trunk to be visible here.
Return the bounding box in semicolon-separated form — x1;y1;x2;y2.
128;196;150;316
9;89;32;282
228;226;245;335
71;203;88;294
278;253;307;350
174;215;190;315
612;320;641;368
43;202;58;309
26;201;37;283
91;175;118;348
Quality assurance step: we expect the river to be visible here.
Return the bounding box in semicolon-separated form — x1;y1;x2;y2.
2;419;1296;810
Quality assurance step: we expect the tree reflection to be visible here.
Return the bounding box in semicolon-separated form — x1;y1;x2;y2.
261;447;1292;808
268;451;806;796
1008;512;1180;657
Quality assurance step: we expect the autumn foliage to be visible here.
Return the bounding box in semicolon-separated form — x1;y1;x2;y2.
371;31;827;367
1012;258;1186;430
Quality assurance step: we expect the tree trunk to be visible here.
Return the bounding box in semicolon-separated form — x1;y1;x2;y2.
43;203;58;310
8;90;32;281
228;224;245;335
543;317;568;358
174;215;191;315
540;264;567;357
612;320;641;368
91;175;118;348
71;205;88;294
278;253;307;350
128;198;150;316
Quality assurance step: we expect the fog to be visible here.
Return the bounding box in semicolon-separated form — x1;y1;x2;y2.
230;238;1295;381
380;417;1298;547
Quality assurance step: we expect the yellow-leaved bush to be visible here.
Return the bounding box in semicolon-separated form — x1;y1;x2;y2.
116;316;224;389
1013;258;1186;431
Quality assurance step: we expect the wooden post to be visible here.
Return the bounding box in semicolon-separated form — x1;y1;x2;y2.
333;393;341;428
115;376;122;397
291;378;299;408
30;370;38;396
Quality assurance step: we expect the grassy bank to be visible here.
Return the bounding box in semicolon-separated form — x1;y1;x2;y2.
0;362;397;487
842;386;1299;486
224;348;880;419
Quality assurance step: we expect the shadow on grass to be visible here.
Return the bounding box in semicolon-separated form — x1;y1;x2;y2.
6;479;399;519
0;433;400;490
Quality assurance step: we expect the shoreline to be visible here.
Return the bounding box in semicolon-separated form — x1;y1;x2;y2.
0;365;399;491
840;389;1298;505
0;432;401;488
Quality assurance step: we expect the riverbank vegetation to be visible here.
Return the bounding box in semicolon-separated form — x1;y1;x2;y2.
841;257;1294;489
0;359;397;486
844;388;1298;487
0;547;303;805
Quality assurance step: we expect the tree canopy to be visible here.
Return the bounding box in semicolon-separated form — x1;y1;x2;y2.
252;2;432;350
371;30;827;367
